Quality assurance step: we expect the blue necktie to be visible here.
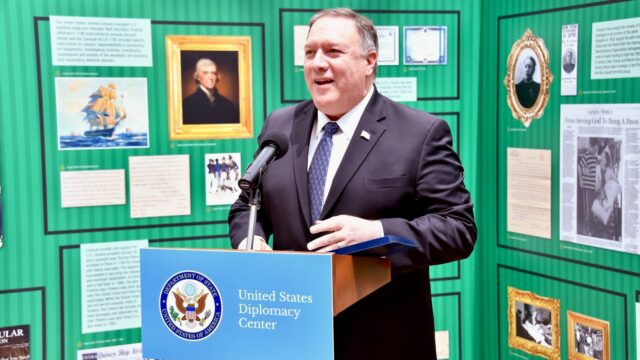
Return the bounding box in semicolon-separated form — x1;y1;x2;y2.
308;122;340;224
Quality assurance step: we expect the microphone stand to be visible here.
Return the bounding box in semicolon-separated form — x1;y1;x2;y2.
245;188;261;251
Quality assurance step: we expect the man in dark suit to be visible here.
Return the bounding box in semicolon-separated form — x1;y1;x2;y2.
229;8;476;359
515;56;540;108
182;58;239;124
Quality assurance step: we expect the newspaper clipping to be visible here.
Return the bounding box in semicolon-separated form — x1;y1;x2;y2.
560;104;640;254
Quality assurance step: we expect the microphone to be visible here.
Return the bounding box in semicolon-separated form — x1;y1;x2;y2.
238;132;289;190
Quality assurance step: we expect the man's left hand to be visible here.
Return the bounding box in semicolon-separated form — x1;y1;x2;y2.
307;215;383;252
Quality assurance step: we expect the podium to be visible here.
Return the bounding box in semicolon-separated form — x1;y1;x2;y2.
140;247;390;359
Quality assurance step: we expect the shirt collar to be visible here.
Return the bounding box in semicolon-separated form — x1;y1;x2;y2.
199;85;215;101
313;85;374;140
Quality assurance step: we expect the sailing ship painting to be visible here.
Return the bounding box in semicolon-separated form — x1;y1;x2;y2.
56;77;149;150
82;83;126;137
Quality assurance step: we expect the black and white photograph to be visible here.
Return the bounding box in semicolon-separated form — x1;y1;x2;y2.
573;323;604;359
562;48;577;74
568;311;610;360
504;29;553;127
514;49;541;109
508;287;560;359
205;152;242;206
515;301;552;347
576;136;622;242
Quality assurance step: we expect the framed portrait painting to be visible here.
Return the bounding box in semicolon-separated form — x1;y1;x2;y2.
166;35;253;140
508;287;560;359
567;311;610;360
504;29;553;128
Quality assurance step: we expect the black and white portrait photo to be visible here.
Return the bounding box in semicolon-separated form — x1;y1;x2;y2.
514;49;541;109
562;48;576;74
504;29;553;127
515;301;552;347
576;136;622;242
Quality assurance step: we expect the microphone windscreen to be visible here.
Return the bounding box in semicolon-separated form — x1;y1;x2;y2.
260;132;289;159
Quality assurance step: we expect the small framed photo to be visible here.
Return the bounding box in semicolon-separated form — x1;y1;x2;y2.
166;35;253;140
567;311;610;360
503;29;553;128
205;152;242;206
508;287;560;359
403;26;447;65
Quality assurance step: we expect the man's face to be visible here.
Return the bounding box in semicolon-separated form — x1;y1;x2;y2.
197;64;219;91
566;52;573;63
524;58;535;80
304;16;376;119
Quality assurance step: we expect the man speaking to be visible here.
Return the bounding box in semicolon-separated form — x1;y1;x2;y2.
229;8;476;359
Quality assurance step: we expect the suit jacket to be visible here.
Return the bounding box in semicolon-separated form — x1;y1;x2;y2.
182;87;239;124
229;90;476;359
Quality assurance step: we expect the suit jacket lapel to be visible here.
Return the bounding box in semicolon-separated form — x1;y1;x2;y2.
320;91;387;220
290;102;316;228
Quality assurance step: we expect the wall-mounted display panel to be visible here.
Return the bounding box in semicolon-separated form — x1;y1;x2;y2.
34;18;266;235
279;9;460;103
496;4;640;277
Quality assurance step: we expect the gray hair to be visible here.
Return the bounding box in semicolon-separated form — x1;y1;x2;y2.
309;8;378;73
193;58;218;83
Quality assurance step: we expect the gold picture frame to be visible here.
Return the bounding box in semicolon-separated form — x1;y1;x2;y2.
508;287;560;359
567;311;610;360
504;29;553;128
166;35;253;140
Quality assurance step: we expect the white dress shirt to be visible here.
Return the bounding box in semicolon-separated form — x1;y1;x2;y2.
307;85;375;205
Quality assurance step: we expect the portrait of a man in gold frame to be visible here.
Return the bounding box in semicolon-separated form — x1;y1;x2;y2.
166;35;253;140
504;29;553;128
567;311;610;360
508;287;560;359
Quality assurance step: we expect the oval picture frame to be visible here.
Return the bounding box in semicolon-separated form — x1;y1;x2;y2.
504;29;553;128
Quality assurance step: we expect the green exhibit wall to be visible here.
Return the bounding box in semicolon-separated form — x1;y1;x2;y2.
4;0;640;359
478;0;640;359
0;0;481;359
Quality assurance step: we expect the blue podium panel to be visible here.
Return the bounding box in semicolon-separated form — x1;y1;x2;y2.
141;249;334;360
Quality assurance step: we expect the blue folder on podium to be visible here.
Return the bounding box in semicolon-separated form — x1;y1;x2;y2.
140;236;415;359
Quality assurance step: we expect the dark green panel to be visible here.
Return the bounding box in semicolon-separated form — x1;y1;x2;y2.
498;265;626;360
432;292;462;360
0;1;479;359
478;0;640;358
0;289;45;360
280;9;459;102
35;20;265;233
496;2;640;281
430;261;459;280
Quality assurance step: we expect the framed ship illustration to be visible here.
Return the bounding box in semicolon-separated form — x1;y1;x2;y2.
55;77;150;150
82;83;128;138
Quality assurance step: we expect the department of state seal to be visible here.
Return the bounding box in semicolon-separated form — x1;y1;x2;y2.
159;270;223;341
